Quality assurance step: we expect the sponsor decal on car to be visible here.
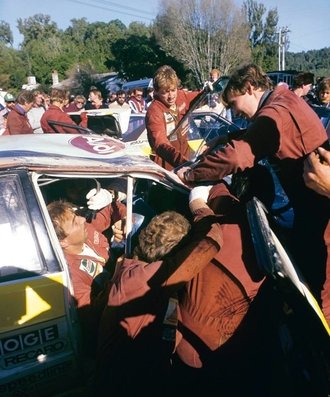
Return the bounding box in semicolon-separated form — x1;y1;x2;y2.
0;324;67;369
69;135;125;155
0;361;74;395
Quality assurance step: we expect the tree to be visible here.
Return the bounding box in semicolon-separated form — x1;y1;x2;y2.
109;33;185;81
154;0;251;87
17;14;59;45
243;0;278;71
286;48;330;78
0;43;27;91
81;20;127;72
0;21;13;46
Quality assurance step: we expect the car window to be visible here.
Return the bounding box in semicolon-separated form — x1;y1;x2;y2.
126;115;146;135
188;112;242;142
0;175;43;279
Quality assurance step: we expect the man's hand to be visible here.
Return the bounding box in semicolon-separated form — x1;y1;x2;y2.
176;166;191;183
112;219;126;243
86;188;113;210
303;147;330;199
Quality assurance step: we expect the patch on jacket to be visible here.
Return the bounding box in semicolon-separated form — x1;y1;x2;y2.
79;258;99;277
93;230;100;245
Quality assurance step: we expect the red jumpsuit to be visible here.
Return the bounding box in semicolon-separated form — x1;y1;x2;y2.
146;90;200;170
64;201;126;355
95;206;222;394
65;201;126;309
184;86;330;324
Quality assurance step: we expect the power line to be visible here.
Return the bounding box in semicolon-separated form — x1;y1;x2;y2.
94;0;155;17
66;0;155;22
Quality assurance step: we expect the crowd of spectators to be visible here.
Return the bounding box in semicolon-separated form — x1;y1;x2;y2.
0;83;153;135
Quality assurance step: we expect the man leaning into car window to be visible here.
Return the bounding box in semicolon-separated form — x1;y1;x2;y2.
47;187;126;357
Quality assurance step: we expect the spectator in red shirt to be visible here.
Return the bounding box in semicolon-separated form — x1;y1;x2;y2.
63;94;86;113
41;88;87;133
5;90;34;135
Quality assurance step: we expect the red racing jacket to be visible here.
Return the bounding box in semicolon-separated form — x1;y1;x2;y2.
95;205;222;390
184;86;330;325
65;200;126;310
41;104;87;133
146;89;200;170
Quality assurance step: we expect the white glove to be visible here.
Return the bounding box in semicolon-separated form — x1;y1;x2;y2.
86;188;113;210
118;191;127;201
189;185;213;204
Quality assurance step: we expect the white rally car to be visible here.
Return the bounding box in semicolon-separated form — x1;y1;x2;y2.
0;133;189;396
0;132;328;396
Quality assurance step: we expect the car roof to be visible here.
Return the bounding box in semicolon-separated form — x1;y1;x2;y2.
122;78;152;91
0;134;183;184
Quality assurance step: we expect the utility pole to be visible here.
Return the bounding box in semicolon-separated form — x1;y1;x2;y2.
278;27;290;71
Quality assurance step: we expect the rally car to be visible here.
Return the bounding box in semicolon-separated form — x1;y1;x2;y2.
0;133;328;397
0;133;190;397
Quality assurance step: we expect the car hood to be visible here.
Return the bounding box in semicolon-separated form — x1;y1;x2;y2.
0;134;185;186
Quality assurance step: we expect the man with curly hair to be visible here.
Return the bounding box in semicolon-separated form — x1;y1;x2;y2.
95;185;223;395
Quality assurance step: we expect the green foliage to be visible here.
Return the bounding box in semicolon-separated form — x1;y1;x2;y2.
109;34;186;82
0;43;27;91
243;0;278;71
0;20;13;45
17;14;59;45
286;48;330;78
1;9;329;93
69;62;100;98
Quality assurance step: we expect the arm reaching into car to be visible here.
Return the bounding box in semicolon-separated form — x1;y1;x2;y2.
303;147;330;199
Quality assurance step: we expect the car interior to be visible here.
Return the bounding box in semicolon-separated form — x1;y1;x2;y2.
87;115;122;138
38;175;190;270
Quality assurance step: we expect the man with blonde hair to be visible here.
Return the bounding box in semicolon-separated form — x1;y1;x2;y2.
146;65;200;170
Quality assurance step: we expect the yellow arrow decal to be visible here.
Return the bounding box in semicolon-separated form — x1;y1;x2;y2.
17;286;52;325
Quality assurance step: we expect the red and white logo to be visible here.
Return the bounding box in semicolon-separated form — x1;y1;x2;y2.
69;135;125;155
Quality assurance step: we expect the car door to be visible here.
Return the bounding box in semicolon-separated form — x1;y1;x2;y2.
0;170;83;397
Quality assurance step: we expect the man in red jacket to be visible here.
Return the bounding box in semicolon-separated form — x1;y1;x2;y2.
47;187;126;356
146;65;200;170
41;88;88;133
94;184;223;396
5;90;34;135
177;63;329;325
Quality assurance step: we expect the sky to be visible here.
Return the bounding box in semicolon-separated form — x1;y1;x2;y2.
1;0;329;53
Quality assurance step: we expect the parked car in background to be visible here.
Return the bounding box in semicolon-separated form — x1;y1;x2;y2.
121;78;153;99
267;70;298;88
